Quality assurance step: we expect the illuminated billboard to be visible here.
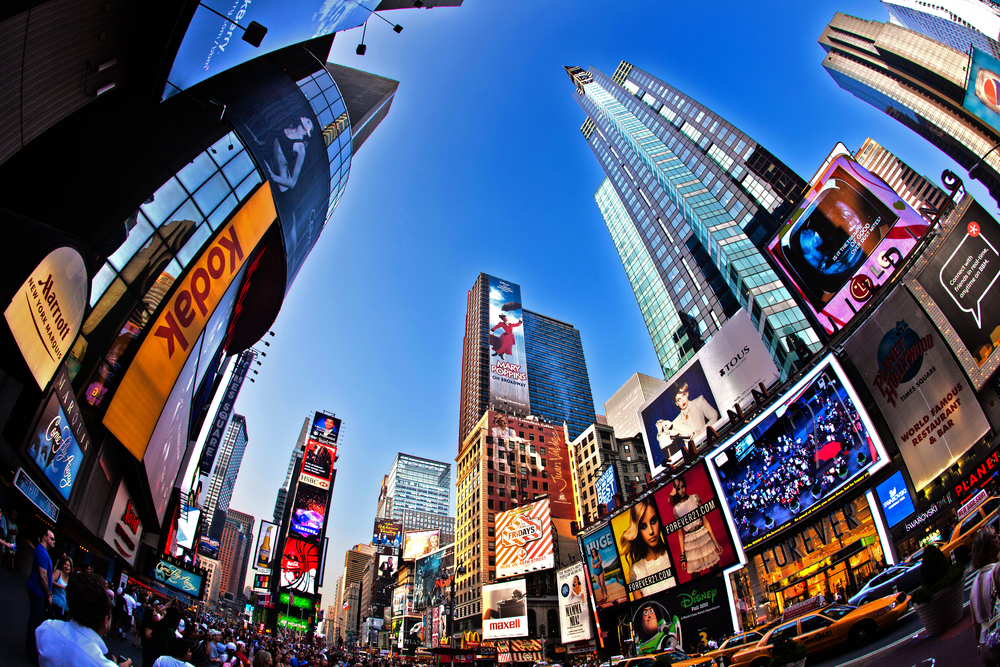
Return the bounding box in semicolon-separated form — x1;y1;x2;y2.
844;287;989;490
611;497;677;600
254;520;278;573
413;546;453;612
767;146;931;336
309;412;341;446
639;310;779;475
103;184;276;459
496;498;555;579
280;537;320;593
373;519;403;549
964;48;1000;134
876;470;916;529
581;525;627;608
595;465;620;513
176;506;201;551
487;275;530;416
482;579;528;639
300;438;336;490
402;529;440;561
708;355;888;551
631;574;733;655
557;562;592;644
102;481;143;567
377;553;398;584
152;554;206;599
289;484;328;540
25;390;85;501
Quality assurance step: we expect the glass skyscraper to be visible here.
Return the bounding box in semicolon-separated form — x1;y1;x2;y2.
881;0;1000;56
522;309;596;440
567;63;816;378
206;414;249;540
384;453;451;521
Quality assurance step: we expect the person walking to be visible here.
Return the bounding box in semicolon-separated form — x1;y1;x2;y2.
27;528;55;663
51;556;72;620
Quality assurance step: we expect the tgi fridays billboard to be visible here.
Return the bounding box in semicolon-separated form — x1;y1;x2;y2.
496;498;554;579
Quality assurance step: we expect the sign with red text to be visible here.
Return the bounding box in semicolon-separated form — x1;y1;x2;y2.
103;480;143;566
955;448;1000;504
496;498;554;578
482;579;528;639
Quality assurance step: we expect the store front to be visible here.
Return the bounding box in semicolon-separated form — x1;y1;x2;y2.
748;495;886;616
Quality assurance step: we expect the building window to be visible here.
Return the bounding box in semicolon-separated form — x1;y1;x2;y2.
543;483;549;491
499;502;506;511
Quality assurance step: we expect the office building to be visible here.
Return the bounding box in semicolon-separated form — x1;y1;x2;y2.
383;454;451;521
820;14;1000;203
567;63;815;379
273;418;311;525
522;310;596;440
376;475;392;519
341;544;375;642
881;0;1000;56
205;415;249;541
401;508;456;545
855;138;950;216
603;372;666;439
219;509;254;599
570;422;650;525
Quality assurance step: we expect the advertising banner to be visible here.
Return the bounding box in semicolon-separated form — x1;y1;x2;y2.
254;520;278;573
767;146;931;336
26;391;84;501
102;480;143;566
402;529;440;560
610;496;678;600
630;574;733;655
708;355;888;551
487;275;530;417
557;562;593;644
639;311;779;476
875;470;917;529
253;573;270;592
414;545;453;612
289;484;328;541
309;412;341;447
280;537;320;594
199;536;220;559
392;584;414;617
373;519;403;549
176;506;200;551
844;287;989;490
401;616;421;654
581;525;627;608
377;553;398;585
964;48;1000;135
651;463;738;587
482;579;528;639
300;438;336;490
595;465;620;513
496;498;554;579
152;554;206;598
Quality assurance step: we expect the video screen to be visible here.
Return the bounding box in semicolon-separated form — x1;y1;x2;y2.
402;529;440;561
289;484;328;540
280;538;320;594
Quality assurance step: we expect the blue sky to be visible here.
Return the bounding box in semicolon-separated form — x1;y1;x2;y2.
225;0;996;600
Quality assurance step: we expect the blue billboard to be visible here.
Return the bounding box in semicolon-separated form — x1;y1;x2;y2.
26;393;84;501
163;0;379;100
875;470;916;529
594;464;620;512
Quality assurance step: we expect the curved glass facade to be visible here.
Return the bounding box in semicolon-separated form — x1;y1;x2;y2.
295;68;353;223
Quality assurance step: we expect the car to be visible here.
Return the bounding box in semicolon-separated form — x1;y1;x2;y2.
670;632;766;667
618;650;699;667
940;495;1000;563
729;593;909;667
848;561;921;605
903;540;946;564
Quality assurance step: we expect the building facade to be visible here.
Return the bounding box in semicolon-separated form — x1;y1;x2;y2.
602;372;667;439
205;415;249;541
855;137;950;216
820;13;1000;203
383;453;451;521
568;62;815;379
400;508;456;545
882;0;1000;56
219;509;254;599
569;421;650;525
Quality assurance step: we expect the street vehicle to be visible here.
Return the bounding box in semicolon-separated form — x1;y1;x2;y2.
618;650;699;667
728;593;909;667
940;495;1000;563
903;540;945;564
670;631;766;667
847;561;921;605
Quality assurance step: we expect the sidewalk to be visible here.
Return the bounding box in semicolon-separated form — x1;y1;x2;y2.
0;567;145;667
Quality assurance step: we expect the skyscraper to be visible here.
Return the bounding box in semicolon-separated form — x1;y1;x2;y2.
383;454;451;521
219;509;254;599
567;63;815;379
881;0;1000;55
522;309;596;440
205;414;249;541
819;14;1000;203
855;138;949;216
273;418;310;524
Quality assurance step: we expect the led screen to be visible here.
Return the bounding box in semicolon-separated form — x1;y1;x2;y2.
876;470;916;529
26;392;84;501
377;553;398;584
402;529;440;561
964;48;1000;135
289;484;328;540
709;355;887;551
280;537;320;593
176;506;201;551
300;438;336;490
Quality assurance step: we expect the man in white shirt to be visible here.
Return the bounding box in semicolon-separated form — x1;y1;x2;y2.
153;637;195;667
36;571;132;667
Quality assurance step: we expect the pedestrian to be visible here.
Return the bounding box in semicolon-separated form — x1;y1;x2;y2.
972;527;1000;667
252;650;273;667
51;556;72;620
36;570;131;667
26;528;55;663
153;637;196;667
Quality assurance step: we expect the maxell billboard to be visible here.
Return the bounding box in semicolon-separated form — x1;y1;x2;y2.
482;579;528;639
488;275;530;417
845;287;989;491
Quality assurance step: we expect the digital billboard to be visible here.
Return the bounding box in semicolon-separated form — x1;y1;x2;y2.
373;519;403;549
102;481;142;567
280;537;320;593
650;463;738;586
253;573;271;592
595;465;620;513
496;498;554;578
631;574;734;655
639;311;779;475
767;146;931;336
377;553;398;584
176;506;201;551
254;520;278;573
152;554;206;598
964;48;1000;135
300;438;336;490
557;562;592;644
482;579;528;639
289;484;327;540
402;529;440;561
582;525;627;608
611;496;678;600
25;391;85;501
487;275;530;416
708;355;888;551
392;584;414;617
199;536;220;559
413;545;453;612
876;470;917;529
844;287;989;490
309;412;341;447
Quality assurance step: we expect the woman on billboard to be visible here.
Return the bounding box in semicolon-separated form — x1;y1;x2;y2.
489;313;522;360
669;476;723;577
620;498;673;598
589;546;608;603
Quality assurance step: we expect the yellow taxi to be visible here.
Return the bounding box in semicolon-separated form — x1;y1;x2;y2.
940;495;1000;563
728;593;909;667
667;631;767;667
618;650;704;667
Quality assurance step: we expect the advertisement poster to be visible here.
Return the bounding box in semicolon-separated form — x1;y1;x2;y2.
377;553;398;584
414;546;454;612
844;287;989;490
876;470;916;529
26;392;84;501
557;562;593;644
309;412;341;447
373;519;403;549
392;584;414;617
254;520;278;573
496;498;554;579
152;555;206;598
402;529;440;560
487;275;531;417
651;463;738;586
102;481;143;566
631;574;733;655
595;465;620;513
289;484;328;540
482;579;528;639
611;496;678;600
767;146;931;336
709;356;887;550
280;537;320;593
176;506;200;551
964;48;1000;135
916;200;1000;368
581;525;627;608
639;311;780;476
300;439;336;490
199;536;220;559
